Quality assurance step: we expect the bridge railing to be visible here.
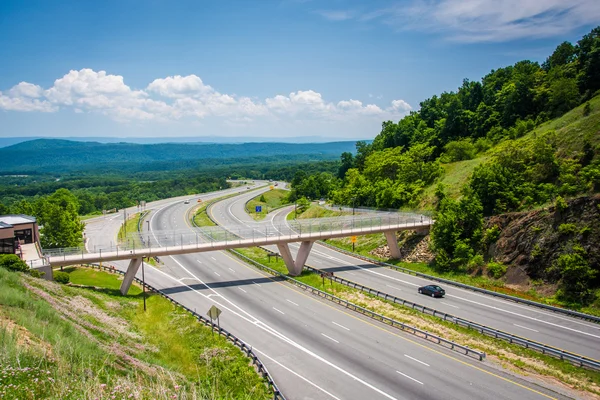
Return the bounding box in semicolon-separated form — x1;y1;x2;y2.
44;213;432;259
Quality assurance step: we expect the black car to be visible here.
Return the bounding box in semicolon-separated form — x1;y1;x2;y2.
418;285;445;298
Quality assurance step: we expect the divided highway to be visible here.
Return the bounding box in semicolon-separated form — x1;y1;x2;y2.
209;186;600;362
85;185;573;400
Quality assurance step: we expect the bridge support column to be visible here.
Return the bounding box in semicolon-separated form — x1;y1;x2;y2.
384;231;402;259
120;258;142;295
277;241;314;276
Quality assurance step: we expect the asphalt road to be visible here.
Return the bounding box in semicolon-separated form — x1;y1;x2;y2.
209;186;600;362
84;186;574;400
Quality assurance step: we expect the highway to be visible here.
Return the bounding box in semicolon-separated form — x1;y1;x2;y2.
84;185;574;400
209;185;600;362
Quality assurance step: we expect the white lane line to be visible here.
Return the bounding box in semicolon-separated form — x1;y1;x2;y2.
347;272;356;276
273;307;285;315
228;267;235;272
238;287;247;293
441;302;459;309
287;299;299;306
152;195;400;400
206;294;222;298
404;354;430;367
253;347;343;400
514;324;539;333
447;294;600;339
211;256;217;261
196;260;202;264
252;281;261;287
332;321;350;331
396;371;423;385
214;271;221;277
321;333;339;343
385;284;401;291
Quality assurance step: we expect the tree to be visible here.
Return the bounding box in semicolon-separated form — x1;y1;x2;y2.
338;152;354;179
553;246;597;304
36;189;85;248
542;41;576;71
431;193;483;271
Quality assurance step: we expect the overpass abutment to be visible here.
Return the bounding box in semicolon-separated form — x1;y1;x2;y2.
384;231;402;259
277;241;314;276
120;257;142;295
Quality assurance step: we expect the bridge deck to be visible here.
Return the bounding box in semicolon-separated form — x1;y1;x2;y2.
46;214;432;266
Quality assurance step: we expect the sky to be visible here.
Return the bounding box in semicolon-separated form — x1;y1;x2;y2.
1;0;599;142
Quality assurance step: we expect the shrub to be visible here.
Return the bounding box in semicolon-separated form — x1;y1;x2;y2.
555;196;568;212
553;246;597;304
583;102;591;116
54;271;70;284
487;262;507;279
442;139;476;162
29;269;45;278
0;254;29;272
558;223;578;235
482;225;501;247
259;194;266;203
467;254;485;273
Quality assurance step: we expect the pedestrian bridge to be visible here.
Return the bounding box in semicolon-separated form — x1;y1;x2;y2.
44;213;432;294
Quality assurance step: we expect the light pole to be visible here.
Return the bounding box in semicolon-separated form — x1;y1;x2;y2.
142;257;147;312
146;220;150;247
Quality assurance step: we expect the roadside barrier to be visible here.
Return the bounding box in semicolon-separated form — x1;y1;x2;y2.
317;240;600;324
300;263;600;371
78;263;285;400
228;250;486;361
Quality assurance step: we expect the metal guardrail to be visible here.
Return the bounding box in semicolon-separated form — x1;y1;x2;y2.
317;241;600;324
78;263;285;400
300;264;600;371
228;249;485;361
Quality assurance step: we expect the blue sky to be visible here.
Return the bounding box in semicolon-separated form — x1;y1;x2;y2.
1;0;599;141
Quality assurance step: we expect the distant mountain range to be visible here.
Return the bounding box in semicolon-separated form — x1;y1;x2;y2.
0;138;359;173
0;135;363;148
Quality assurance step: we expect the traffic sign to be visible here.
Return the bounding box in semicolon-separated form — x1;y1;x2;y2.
207;305;222;320
350;236;357;243
255;205;262;213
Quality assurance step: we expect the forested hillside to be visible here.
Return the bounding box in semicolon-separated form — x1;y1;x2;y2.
0;139;357;173
289;26;600;308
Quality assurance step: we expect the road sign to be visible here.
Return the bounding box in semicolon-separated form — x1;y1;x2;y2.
350;236;357;243
197;199;202;203
255;205;262;213
269;185;274;190
207;305;222;320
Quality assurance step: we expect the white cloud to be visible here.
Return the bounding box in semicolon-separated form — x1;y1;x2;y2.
147;75;212;98
0;68;412;128
390;99;412;112
332;0;600;42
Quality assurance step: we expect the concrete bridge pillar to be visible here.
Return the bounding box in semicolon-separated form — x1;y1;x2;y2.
384;231;402;259
120;257;142;295
277;241;314;276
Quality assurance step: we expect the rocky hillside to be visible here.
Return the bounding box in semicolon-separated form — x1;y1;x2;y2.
485;194;600;294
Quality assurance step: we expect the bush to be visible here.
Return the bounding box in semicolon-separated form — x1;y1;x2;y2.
553;246;597;304
558;223;577;235
259;194;266;203
54;271;70;284
487;262;507;279
583;102;591;116
0;254;29;272
467;254;485;273
442;139;476;162
555;196;568;212
29;269;45;278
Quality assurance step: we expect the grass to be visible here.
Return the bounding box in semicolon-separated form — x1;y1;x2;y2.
246;189;290;221
193;201;216;227
0;266;271;399
287;204;352;220
232;246;600;397
117;212;146;248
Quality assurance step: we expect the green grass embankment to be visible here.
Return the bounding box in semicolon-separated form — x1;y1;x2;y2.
246;189;290;221
287;204;351;220
232;246;600;397
0;266;271;399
